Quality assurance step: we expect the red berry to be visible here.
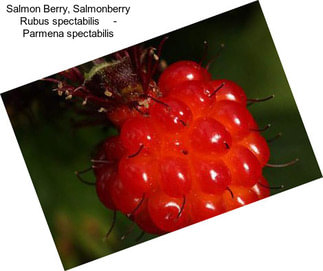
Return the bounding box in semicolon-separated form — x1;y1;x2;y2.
209;79;247;105
148;192;189;232
224;146;262;187
190;117;232;154
194;159;231;194
133;202;165;235
120;116;158;154
251;176;271;200
119;155;156;196
150;97;193;131
168;80;214;115
49;45;275;235
107;105;139;127
95;165;116;210
222;186;259;211
240;132;270;166
109;175;142;214
103;136;126;161
92;59;272;235
158;60;211;95
209;100;258;138
190;193;225;223
163;132;189;155
160;156;192;197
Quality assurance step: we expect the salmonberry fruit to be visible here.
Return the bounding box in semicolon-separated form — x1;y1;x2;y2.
91;58;273;235
209;79;247;105
193;159;231;194
209;100;258;138
158;60;211;95
251;177;271;200
222;185;259;211
119;155;156;196
190;193;225;223
50;45;280;236
190;117;232;154
167;81;214;115
120;116;158;155
150;97;193;131
95;165;116;210
160;156;192;197
147;191;189;232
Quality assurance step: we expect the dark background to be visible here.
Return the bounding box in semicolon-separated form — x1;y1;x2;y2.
2;2;321;269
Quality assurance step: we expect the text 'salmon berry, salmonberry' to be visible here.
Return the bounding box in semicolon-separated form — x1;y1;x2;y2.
45;40;298;239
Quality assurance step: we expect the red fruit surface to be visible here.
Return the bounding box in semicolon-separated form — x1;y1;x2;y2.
95;60;271;234
150;97;193;131
209;100;258;138
251;176;271;200
133;202;165;235
109;175;142;214
222;186;259;211
190;193;225;223
190;117;232;154
209;79;247;105
107;105;139;128
120;116;158;155
103;136;126;161
224;146;262;187
194;159;231;194
158;61;211;95
160;156;192;197
95;165;116;210
148;192;189;232
119;155;156;196
240;132;270;166
167;80;214;115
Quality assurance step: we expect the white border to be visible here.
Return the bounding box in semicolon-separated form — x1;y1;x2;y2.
1;0;322;270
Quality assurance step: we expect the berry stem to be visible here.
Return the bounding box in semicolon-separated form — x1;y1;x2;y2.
128;144;144;158
135;231;146;242
133;104;150;116
128;193;146;218
226;187;234;199
41;78;61;84
209;82;225;97
121;222;136;241
199;40;209;65
177;195;186;218
206;43;225;70
151;36;169;77
267;132;283;143
247;94;275;106
179;119;187;127
247;94;275;103
266;158;299;168
91;159;114;164
143;46;155;91
258;182;284;190
105;210;117;240
147;95;170;108
74;167;96;185
250;123;271;132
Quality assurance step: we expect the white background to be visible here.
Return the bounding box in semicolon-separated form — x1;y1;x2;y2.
0;0;322;270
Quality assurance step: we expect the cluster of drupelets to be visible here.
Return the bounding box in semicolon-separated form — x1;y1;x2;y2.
89;60;298;236
45;45;298;238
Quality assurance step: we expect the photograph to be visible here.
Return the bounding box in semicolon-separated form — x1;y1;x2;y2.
1;2;321;269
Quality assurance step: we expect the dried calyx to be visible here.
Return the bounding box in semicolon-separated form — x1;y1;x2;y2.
43;40;168;121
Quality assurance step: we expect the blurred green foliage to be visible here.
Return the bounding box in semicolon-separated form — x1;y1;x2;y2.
1;2;321;270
